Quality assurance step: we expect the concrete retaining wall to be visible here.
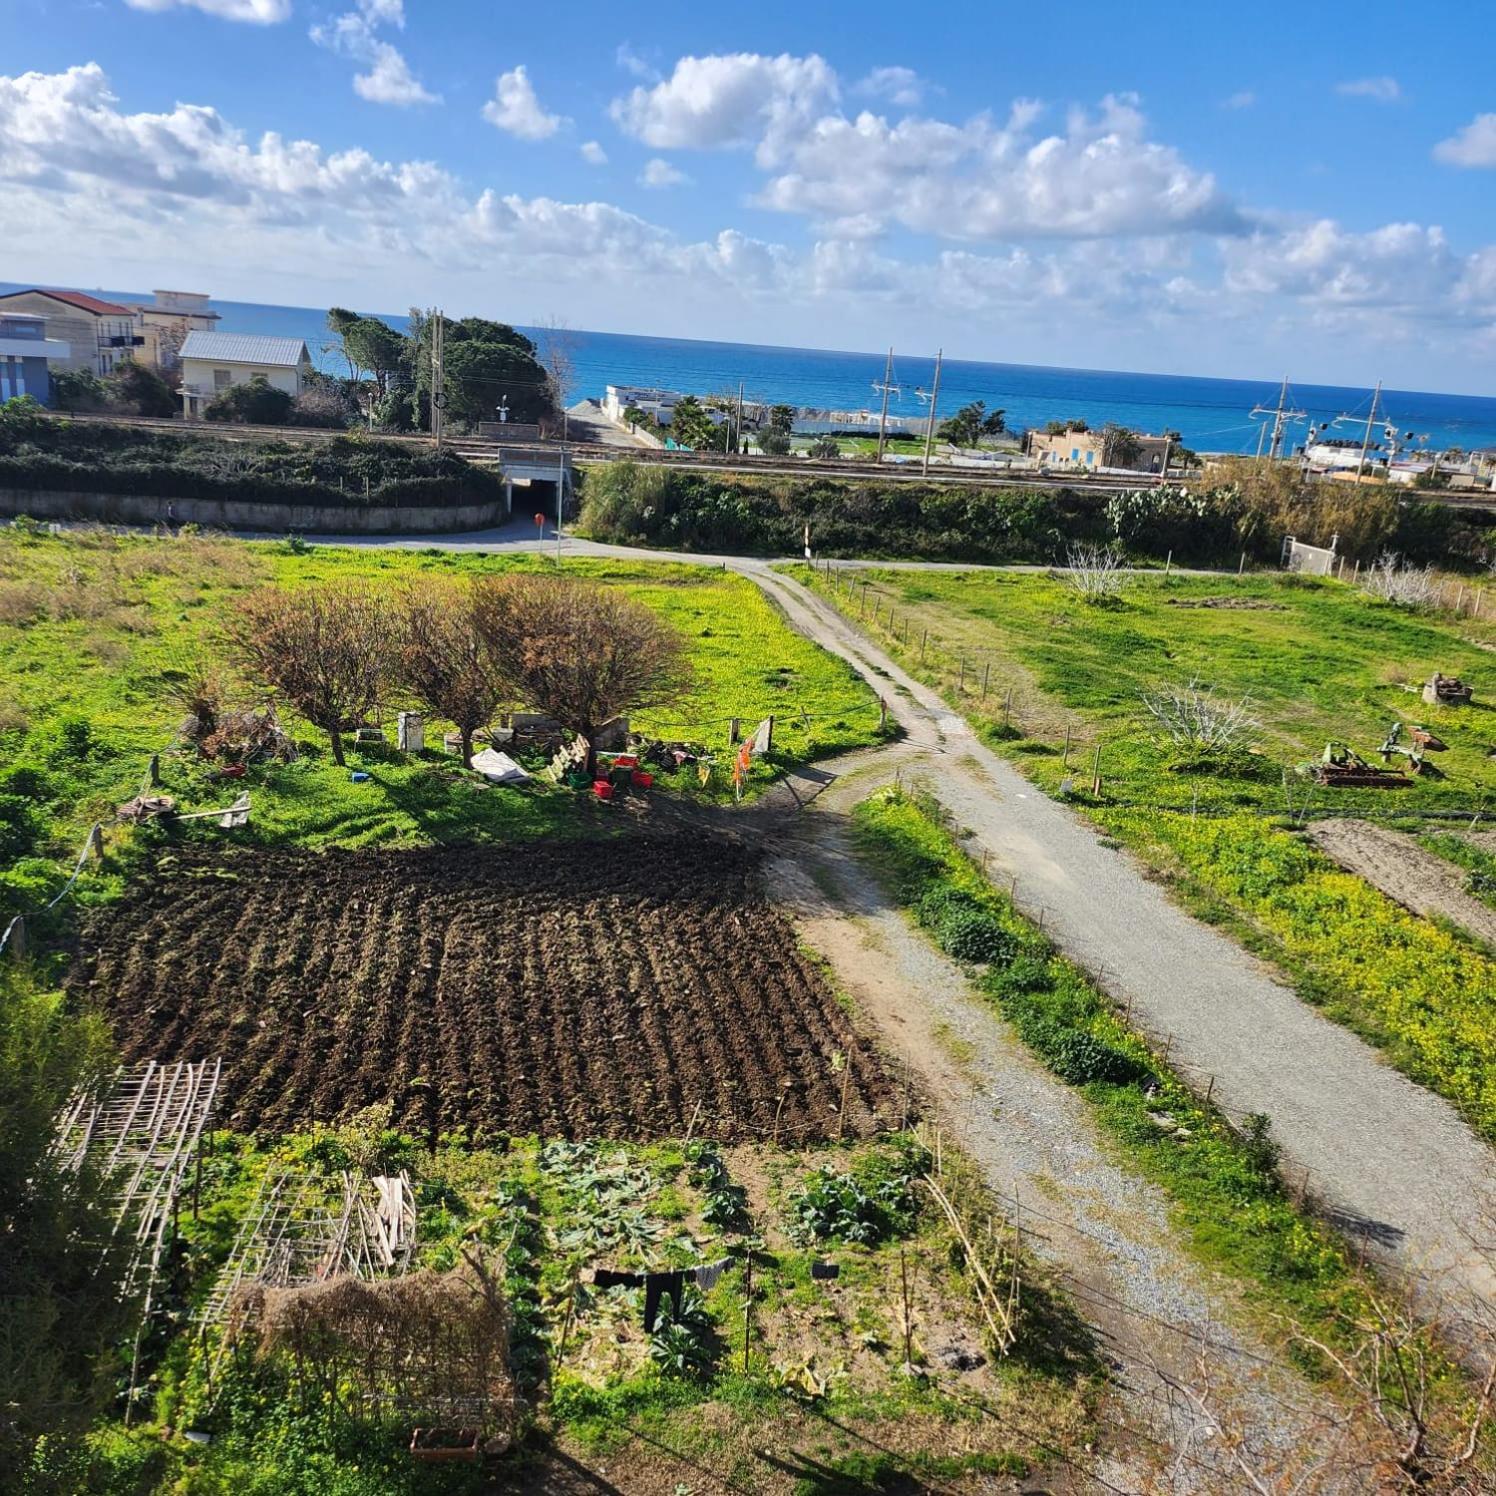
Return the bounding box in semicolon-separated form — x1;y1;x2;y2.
0;487;508;535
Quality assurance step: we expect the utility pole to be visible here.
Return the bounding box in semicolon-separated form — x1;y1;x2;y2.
1357;379;1383;479
876;346;893;463
430;310;445;450
921;348;944;478
556;445;565;566
1249;376;1306;464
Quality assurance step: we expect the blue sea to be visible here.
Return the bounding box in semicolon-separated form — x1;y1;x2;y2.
11;283;1496;454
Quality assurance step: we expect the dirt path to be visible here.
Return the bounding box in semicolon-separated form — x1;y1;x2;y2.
770;780;1349;1492
1305;817;1496;947
741;568;1496;1333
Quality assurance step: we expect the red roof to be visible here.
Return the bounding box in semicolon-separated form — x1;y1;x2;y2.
0;288;133;316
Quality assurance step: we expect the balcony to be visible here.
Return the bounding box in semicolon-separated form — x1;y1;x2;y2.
0;336;70;360
102;334;146;349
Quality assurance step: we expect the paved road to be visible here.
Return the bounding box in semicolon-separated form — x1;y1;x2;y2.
311;520;1496;1326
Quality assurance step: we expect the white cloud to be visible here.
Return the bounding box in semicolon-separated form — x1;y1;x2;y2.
3;62;1493;382
123;0;289;21
579;139;608;166
310;0;438;107
1335;76;1401;103
611;52;838;164
615;42;657;82
639;157;688;189
1222;90;1255;110
482;66;566;140
855;66;925;109
1434;112;1496;168
758;93;1244;241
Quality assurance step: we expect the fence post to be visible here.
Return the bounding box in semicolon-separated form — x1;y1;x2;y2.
1238;552;1246;576
86;824;104;860
727;717;741;747
1164;550;1172;576
860;583;869;618
982;662;991;698
764;715;774;753
1062;725;1071;767
879;698;888;732
7;916;25;963
1090;745;1102;796
958;658;966;692
145;753;160;789
920;629;927;664
1003;686;1012;728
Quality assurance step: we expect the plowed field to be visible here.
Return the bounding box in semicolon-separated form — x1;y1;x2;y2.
71;838;896;1141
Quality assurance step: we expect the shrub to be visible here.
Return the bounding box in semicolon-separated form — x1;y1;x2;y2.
758;430;792;456
1044;1030;1144;1086
915;885;1016;964
204;375;294;425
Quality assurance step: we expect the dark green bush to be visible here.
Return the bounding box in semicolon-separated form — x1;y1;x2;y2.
1044;1030;1144;1086
0;420;501;509
914;886;1016;964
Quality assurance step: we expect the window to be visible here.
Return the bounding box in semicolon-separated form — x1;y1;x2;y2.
1085;451;1095;465
1070;447;1080;461
213;368;232;390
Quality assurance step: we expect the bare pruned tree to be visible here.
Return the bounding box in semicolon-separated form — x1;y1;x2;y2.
473;574;691;776
1362;552;1439;609
1063;541;1129;602
535;316;577;436
231;582;390;766
393;580;506;768
1140;678;1262;752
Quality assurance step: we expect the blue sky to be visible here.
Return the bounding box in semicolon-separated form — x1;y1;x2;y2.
3;0;1496;390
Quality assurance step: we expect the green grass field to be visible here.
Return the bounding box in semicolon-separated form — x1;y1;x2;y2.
797;564;1496;1139
0;529;884;928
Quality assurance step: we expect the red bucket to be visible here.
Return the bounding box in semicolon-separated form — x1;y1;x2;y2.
630;770;654;789
592;779;614;801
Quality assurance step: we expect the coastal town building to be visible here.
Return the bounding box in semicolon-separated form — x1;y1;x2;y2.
0;312;70;403
177;332;313;418
603;384;683;425
1024;426;1171;473
125;291;220;372
0;289;142;376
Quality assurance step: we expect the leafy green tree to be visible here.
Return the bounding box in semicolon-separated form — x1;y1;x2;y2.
1045;418;1088;436
758;429;792;456
105;360;178;417
48;370;109;413
668;396;728;451
407;311;554;430
808;436;841;459
937;400;1006;448
1101;423;1143;468
0;969;134;1483
768;404;796;434
327;309;406;397
203;375;294;425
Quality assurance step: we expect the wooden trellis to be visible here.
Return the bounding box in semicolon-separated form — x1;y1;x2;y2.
52;1058;222;1413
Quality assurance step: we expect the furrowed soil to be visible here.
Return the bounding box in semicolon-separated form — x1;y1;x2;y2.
70;836;895;1141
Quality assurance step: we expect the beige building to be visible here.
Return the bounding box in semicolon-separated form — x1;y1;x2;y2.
126;291;220;372
178;332;313;417
1026;426;1172;474
0;288;142;376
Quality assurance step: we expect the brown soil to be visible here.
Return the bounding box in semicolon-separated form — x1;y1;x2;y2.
1304;818;1496;945
70;837;895;1141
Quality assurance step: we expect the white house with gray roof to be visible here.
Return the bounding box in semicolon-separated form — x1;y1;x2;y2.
178;332;314;418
